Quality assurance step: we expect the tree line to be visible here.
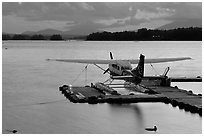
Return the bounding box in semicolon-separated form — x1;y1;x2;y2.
2;34;63;41
3;27;202;41
86;27;202;41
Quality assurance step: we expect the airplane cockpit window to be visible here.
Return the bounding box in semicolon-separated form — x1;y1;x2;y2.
112;64;116;67
117;66;120;70
112;64;120;70
112;64;117;68
122;66;131;70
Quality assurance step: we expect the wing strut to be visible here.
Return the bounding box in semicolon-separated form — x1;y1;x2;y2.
85;64;88;86
93;64;110;74
103;78;114;84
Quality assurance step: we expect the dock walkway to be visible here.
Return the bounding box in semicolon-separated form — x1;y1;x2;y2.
59;83;202;116
146;86;202;114
59;85;167;103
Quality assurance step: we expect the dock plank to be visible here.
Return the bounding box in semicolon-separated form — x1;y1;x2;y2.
71;86;103;97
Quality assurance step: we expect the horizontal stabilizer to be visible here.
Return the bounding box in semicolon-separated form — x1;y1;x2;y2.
111;75;133;80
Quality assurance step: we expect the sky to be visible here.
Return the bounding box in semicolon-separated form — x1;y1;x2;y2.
2;2;202;34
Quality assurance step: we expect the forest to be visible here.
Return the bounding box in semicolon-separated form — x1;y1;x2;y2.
2;34;64;41
86;27;202;41
2;27;202;41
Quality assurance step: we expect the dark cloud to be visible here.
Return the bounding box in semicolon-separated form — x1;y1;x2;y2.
2;2;20;15
2;2;202;34
3;2;202;22
3;3;76;21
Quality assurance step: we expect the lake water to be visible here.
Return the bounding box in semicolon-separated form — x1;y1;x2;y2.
2;41;202;134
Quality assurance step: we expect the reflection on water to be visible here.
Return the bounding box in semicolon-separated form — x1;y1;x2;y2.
2;41;202;134
171;82;202;94
108;104;145;133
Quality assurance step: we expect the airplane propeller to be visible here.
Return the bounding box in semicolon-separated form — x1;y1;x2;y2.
103;68;109;74
104;52;113;74
110;52;113;59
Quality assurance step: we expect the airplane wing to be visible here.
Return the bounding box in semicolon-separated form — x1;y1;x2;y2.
47;57;191;64
130;57;192;64
47;59;117;64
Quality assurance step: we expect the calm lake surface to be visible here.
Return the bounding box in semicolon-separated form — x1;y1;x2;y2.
2;41;202;134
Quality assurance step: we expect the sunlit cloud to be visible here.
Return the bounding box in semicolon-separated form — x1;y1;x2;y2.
102;19;172;32
94;16;131;26
129;7;133;12
134;7;175;21
77;2;95;11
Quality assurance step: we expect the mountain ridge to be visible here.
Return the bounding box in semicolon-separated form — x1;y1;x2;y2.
157;19;202;30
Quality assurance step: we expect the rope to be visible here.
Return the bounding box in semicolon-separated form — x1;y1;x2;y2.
85;64;88;85
150;63;159;76
71;64;88;85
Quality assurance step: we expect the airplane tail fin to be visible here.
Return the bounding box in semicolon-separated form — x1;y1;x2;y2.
131;54;145;78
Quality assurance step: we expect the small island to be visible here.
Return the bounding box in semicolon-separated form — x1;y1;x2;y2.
3;34;64;41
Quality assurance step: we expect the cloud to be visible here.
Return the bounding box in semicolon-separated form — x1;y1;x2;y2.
171;2;202;20
2;15;68;33
129;7;133;12
2;2;21;16
66;21;77;25
134;7;175;21
3;2;200;22
102;19;172;32
94;16;131;26
2;2;89;21
77;2;95;11
2;2;202;34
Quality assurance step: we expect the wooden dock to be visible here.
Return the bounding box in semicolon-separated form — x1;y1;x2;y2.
59;85;167;104
145;86;202;115
170;77;202;82
59;83;202;116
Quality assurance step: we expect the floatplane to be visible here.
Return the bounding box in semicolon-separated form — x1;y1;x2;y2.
47;52;192;89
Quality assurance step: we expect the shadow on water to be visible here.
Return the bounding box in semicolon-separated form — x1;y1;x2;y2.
108;103;146;133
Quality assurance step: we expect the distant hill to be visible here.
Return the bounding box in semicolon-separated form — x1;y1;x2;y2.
21;27;100;36
22;31;36;35
20;29;87;40
20;21;101;37
35;28;63;35
63;23;102;35
22;29;64;35
157;19;202;30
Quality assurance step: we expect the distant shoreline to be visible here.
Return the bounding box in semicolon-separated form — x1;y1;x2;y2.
86;27;202;41
2;27;202;41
